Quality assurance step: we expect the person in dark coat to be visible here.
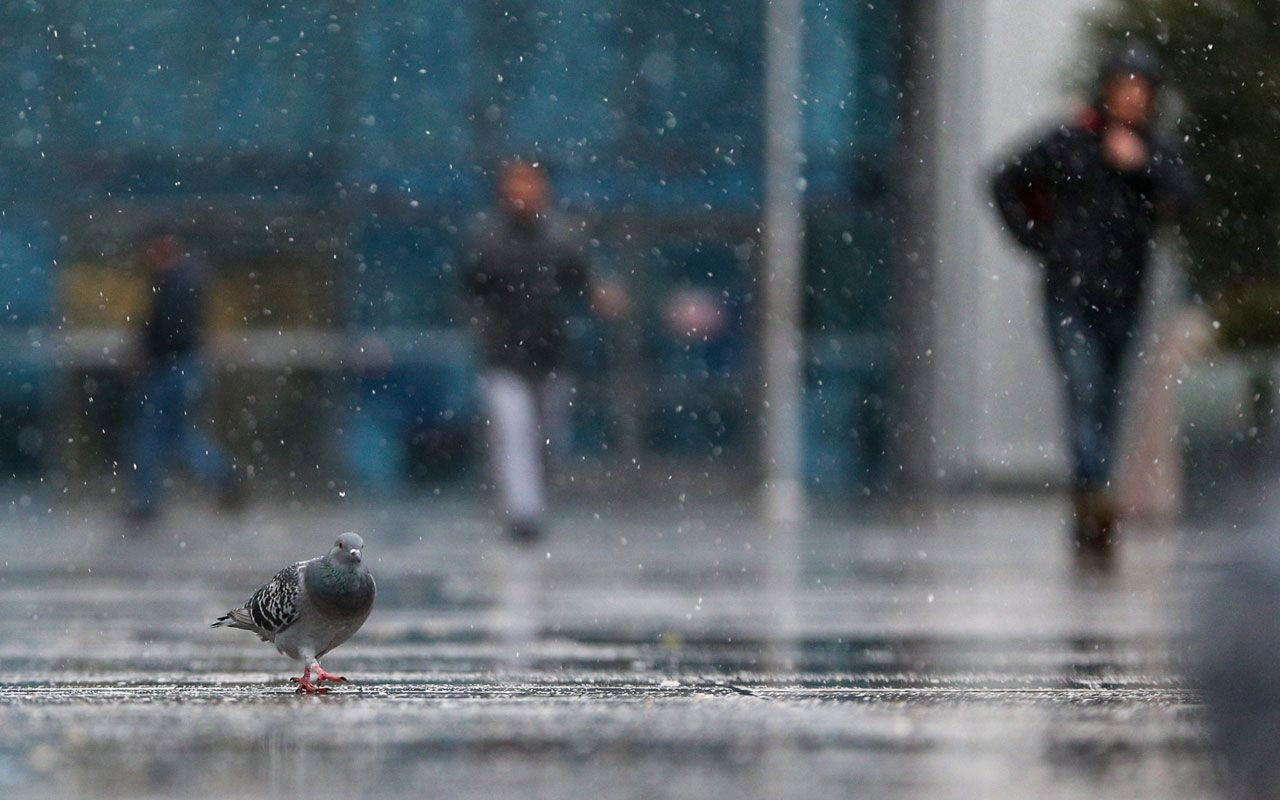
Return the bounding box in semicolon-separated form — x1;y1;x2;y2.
126;227;240;523
991;44;1195;556
463;161;620;544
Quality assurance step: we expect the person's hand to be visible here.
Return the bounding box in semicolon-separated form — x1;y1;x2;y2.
591;280;629;320
1102;125;1148;172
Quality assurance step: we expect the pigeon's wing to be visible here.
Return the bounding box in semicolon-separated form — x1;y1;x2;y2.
212;561;308;641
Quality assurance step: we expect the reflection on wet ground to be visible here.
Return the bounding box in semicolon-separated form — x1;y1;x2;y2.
0;497;1216;798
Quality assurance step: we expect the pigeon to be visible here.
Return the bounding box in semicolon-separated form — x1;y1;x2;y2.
213;532;376;693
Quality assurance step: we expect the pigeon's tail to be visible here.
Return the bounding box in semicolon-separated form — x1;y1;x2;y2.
211;607;256;630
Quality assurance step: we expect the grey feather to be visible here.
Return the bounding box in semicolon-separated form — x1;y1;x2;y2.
211;561;306;641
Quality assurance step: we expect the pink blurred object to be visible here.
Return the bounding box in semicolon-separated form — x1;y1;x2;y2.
1117;307;1214;522
663;288;726;340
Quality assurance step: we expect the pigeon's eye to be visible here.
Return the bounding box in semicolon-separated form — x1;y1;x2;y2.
338;542;345;549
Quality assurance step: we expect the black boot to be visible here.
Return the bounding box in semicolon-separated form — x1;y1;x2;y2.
509;519;543;546
1072;489;1117;567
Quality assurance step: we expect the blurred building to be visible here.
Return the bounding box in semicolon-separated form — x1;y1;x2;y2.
0;0;1097;497
900;0;1118;490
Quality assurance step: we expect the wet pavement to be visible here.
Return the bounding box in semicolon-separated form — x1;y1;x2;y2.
0;494;1219;798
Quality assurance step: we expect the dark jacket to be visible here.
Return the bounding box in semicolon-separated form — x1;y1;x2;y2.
142;253;208;362
991;109;1195;310
462;210;589;377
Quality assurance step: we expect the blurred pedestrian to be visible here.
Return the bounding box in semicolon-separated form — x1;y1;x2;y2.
463;161;618;544
126;226;240;523
990;43;1194;557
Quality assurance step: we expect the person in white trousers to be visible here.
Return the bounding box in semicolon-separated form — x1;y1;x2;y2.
479;370;572;535
463;161;623;544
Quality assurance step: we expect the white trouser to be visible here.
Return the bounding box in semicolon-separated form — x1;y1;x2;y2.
481;370;571;522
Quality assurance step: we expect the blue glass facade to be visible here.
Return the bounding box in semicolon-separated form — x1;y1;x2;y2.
0;1;900;492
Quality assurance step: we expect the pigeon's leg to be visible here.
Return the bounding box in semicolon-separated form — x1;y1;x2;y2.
289;663;326;694
311;661;348;684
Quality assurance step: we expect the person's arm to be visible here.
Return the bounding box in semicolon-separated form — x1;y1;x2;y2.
1148;136;1196;222
554;224;629;319
990;131;1060;255
461;217;496;298
555;221;590;300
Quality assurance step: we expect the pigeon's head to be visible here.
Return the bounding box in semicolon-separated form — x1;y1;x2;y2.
329;532;365;566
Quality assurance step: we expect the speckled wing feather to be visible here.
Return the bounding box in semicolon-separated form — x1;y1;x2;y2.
212;561;308;641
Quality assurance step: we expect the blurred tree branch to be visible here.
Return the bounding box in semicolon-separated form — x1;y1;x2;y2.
1090;0;1280;344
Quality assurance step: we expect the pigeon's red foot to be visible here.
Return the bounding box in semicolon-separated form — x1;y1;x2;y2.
289;665;329;694
289;675;327;694
312;665;348;684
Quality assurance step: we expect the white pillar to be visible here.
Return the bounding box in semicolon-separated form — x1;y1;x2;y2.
761;0;806;522
924;0;1108;488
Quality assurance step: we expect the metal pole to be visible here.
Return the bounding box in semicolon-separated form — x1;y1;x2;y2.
761;0;806;522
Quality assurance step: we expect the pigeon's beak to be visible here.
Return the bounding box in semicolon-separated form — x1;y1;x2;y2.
349;548;362;564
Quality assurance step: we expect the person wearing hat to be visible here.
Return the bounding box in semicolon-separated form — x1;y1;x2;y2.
991;44;1195;559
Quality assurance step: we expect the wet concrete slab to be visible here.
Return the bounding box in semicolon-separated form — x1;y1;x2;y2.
0;496;1219;798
